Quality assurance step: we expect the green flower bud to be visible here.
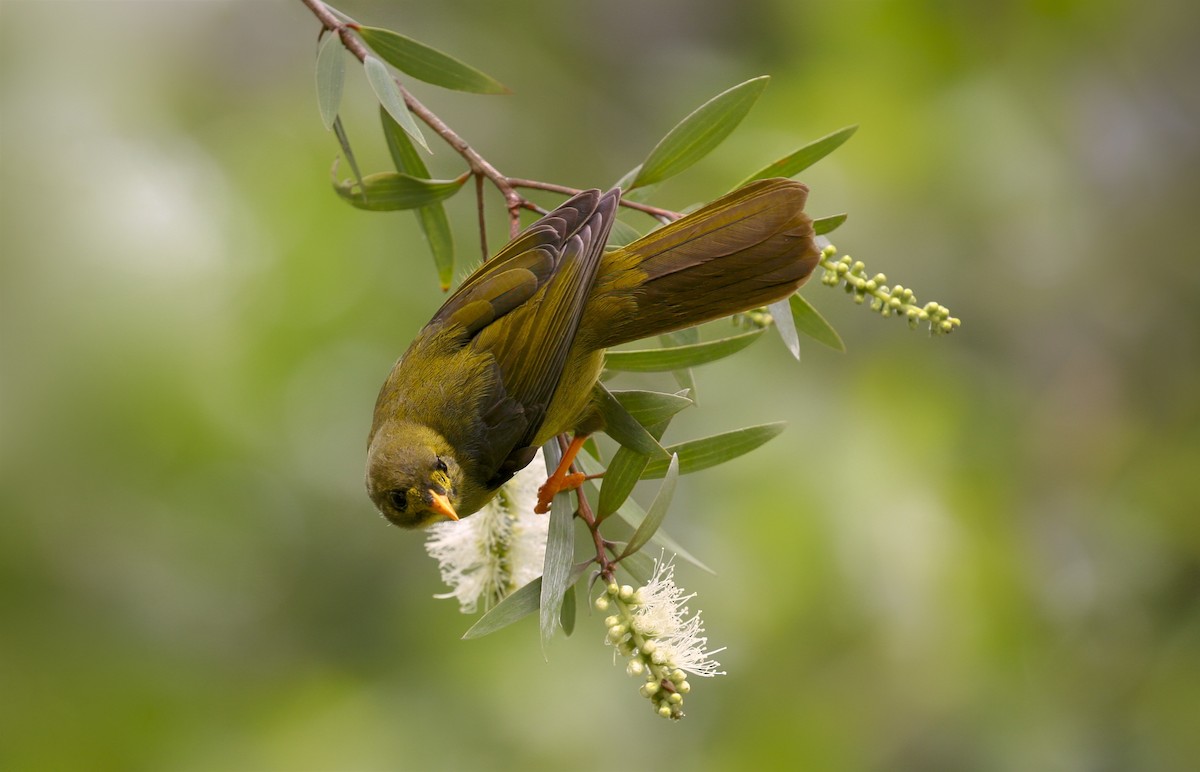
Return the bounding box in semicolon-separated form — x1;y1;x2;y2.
669;669;687;684
658;705;673;719
603;615;620;628
607;583;620;596
641;681;660;698
619;585;634;601
607;624;628;641
668;692;683;704
677;680;691;694
594;595;609;612
640;639;657;655
627;660;645;677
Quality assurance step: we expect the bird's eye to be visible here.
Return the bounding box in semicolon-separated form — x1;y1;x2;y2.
435;457;448;473
387;490;408;512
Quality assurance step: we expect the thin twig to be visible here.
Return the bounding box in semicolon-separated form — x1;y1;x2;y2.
473;173;488;262
510;178;680;224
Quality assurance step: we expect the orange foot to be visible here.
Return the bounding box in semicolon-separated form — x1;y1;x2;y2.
534;434;590;514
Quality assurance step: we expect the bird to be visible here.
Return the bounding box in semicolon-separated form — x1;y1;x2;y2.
365;177;822;528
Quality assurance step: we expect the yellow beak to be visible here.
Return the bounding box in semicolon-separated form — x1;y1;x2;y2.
429;490;458;521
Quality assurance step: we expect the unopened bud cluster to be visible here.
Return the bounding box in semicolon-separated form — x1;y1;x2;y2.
818;245;961;335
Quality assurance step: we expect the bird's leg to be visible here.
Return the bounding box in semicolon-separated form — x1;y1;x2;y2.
535;434;591;514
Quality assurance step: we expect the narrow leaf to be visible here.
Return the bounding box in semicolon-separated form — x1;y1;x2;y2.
594;383;669;459
597;445;650;521
539;439;574;650
573;453;714;575
315;32;345;131
334;171;467;211
615;546;655;586
619;455;679;560
461;576;542;639
790;293;846;352
363;55;429;151
610;389;693;428
604;328;764;372
598;415;670;521
332;116;364;190
813;213;847;236
632;76;770;188
769;298;801;361
642;422;787;478
560;582;577;637
738;124;859;186
381;106;455;288
357;25;510;95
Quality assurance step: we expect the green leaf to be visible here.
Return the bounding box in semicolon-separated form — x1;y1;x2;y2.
598;415;670;521
363;55;429;152
461;564;590;640
631;76;770;189
381;106;455;288
540;439;574;650
572;453;714;575
334;171;467;211
738;124;859;186
610;389;693;428
593;383;669;460
615;546;655;586
461;576;542;639
315;32;345;131
790;294;846;352
604;328;764;372
642;422;786;478
560;582;577;637
332;117;364;190
357;25;510;95
769;298;801;361
597;445;650;521
813;213;847;236
619;455;678;560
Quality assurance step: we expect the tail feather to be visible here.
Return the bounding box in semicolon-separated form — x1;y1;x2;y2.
590;178;820;349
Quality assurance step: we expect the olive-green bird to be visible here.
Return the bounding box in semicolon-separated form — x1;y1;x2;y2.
366;177;821;528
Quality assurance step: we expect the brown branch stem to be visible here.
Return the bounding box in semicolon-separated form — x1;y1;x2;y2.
299;0;681;247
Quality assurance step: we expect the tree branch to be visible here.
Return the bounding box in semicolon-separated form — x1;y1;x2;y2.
299;0;682;247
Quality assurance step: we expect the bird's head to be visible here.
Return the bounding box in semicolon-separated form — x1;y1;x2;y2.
366;423;464;529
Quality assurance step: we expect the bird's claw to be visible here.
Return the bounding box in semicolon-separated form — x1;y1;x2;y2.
534;472;587;514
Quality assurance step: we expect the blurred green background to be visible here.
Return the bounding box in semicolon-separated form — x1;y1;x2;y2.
3;0;1198;769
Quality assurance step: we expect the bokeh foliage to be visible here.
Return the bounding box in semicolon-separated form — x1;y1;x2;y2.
2;0;1199;769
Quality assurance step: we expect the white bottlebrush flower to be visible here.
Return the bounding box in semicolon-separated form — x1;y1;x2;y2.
599;554;725;720
424;451;548;613
629;557;726;679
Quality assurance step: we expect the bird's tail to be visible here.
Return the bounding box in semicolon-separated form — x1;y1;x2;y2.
586;178;821;350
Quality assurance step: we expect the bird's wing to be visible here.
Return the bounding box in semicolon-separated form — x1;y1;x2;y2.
430;188;619;486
